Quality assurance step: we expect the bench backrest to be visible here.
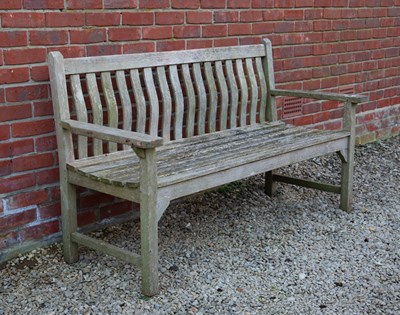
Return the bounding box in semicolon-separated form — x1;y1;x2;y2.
48;39;277;158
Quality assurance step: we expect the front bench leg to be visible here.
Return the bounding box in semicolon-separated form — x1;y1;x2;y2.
136;147;159;296
265;170;276;197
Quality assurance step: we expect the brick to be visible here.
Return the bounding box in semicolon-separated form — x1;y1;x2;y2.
240;11;263;22
295;0;314;6
0;104;32;122
47;46;86;59
104;0;137;9
0;160;12;176
0;143;12;159
186;11;213;24
87;44;122;57
228;0;251;8
4;48;46;65
45;12;85;27
0;89;4;103
263;10;284;20
143;26;173;40
19;220;59;242
173;26;201;38
36;168;59;185
109;27;141;41
100;201;132;220
156;11;185;25
12;139;35;157
275;0;295;7
39;202;61;220
172;0;200;8
66;0;102;9
12;119;54;137
201;0;225;8
214;11;239;23
9;190;48;209
0;231;18;250
30;30;68;46
293;115;313;125
31;66;49;82
157;40;185;52
79;192;115;209
6;84;48;103
0;209;36;231
123;42;155;54
2;13;45;28
0;174;35;194
78;209;97;227
0;67;29;85
0;127;10;141
122;12;154;25
0;31;27;47
36;135;57;152
23;0;64;9
0;0;22;9
13;152;54;172
86;13;120;27
70;29;107;44
139;0;169;9
252;0;274;8
313;111;330;123
202;25;227;37
303;103;321;114
187;39;213;49
229;24;252;36
275;22;295;33
252;22;274;34
215;37;239;47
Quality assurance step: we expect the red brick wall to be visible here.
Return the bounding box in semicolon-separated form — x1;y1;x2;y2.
0;0;399;258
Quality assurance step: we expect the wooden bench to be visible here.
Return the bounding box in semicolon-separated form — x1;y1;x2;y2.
48;39;367;296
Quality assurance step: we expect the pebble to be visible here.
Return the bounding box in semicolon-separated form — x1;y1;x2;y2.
0;137;399;314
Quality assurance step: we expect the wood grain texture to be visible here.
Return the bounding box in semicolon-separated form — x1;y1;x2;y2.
86;73;103;156
116;70;133;150
182;64;196;137
156;67;172;141
144;68;159;137
236;59;248;127
101;72;118;153
193;63;207;135
225;60;239;128
130;69;146;134
204;62;217;133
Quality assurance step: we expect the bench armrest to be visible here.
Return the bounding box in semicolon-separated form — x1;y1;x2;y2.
61;120;163;149
271;89;368;104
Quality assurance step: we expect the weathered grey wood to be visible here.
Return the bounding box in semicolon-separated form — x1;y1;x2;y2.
225;60;239;128
156;67;172;141
262;39;278;122
271;89;367;104
255;57;267;124
193;63;206;135
144;68;159;137
130;69;146;134
137;147;159;296
86;73;103;156
116;70;133;150
340;101;357;211
48;52;79;263
236;59;248;126
64;44;265;75
246;58;258;125
169;65;184;140
70;74;88;158
182;64;196;137
71;232;141;266
61;119;163;148
205;62;217;133
272;174;341;193
101;72;118;153
215;61;228;130
265;170;276;197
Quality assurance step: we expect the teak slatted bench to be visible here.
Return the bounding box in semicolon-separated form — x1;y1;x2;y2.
48;39;367;296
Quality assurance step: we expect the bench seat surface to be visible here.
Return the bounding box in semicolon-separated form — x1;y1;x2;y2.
68;122;349;189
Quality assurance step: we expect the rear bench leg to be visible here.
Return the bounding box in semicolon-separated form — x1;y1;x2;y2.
137;147;159;296
61;182;79;263
339;148;354;212
265;170;277;197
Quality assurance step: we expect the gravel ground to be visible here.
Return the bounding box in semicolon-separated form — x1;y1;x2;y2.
1;136;399;315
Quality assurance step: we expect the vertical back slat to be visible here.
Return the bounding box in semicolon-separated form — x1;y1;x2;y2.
144;68;159;136
169;65;184;140
225;60;238;129
156;66;172;141
235;59;248;127
215;61;228;130
101;72;118;153
262;39;278;121
70;74;88;158
86;73;103;155
130;69;146;134
116;70;132;150
255;57;267;124
204;62;217;133
182;64;196;137
193;63;206;135
245;58;258;125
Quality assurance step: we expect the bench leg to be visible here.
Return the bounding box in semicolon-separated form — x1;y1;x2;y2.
339;148;354;212
265;170;276;197
61;182;79;263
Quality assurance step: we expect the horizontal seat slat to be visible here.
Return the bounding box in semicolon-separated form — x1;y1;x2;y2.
68;124;349;189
